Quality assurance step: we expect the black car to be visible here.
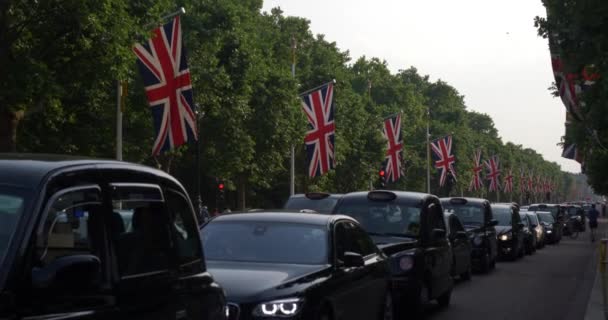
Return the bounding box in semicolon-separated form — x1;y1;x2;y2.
563;204;586;233
528;204;564;242
0;154;226;319
444;211;473;280
526;211;546;249
535;211;559;244
201;212;392;320
333;190;453;316
491;203;525;260
440;197;498;273
519;211;537;254
283;193;343;213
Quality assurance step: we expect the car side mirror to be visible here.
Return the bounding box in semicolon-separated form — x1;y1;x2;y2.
32;255;101;292
432;228;446;239
342;252;364;268
517;222;525;229
488;219;498;227
456;230;468;240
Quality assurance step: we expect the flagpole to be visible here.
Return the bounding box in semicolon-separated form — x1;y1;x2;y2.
290;35;296;196
116;80;123;161
426;106;431;194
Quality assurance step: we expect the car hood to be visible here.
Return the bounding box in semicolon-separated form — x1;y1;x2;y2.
207;261;330;303
371;236;418;256
495;226;512;234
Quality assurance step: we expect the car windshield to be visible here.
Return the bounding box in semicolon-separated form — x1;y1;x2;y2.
567;207;581;216
284;196;338;214
537;213;555;223
202;221;328;265
519;215;529;226
492;208;512;226
442;204;484;226
529;206;559;218
334;199;421;238
527;214;540;225
0;187;29;267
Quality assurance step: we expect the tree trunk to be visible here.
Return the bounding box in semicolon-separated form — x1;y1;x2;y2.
237;175;246;210
0;110;24;152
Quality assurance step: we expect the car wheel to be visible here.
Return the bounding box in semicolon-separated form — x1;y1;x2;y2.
437;288;452;308
461;263;472;281
380;293;394;320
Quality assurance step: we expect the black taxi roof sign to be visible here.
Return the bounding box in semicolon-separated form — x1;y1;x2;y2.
305;192;331;200
367;191;397;202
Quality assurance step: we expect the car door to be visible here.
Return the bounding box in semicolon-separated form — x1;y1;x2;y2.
511;207;524;252
448;215;468;275
16;181;120;319
484;203;498;261
423;201;451;299
331;220;384;320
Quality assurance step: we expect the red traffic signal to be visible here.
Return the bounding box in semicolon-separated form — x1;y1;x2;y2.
218;183;225;190
379;170;386;177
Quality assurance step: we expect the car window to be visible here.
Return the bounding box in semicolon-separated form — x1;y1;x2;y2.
202;221;328;265
492;207;512;226
37;186;104;269
111;184;172;278
443;204;484;226
0;188;28;266
520;215;529;226
449;215;465;235
166;189;204;275
284;196;338;213
427;202;447;241
335;221;377;260
335;199;421;237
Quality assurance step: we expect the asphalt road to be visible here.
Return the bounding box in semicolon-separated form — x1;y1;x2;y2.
426;220;607;320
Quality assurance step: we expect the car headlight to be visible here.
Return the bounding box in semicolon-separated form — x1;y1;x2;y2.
252;298;303;317
473;235;483;246
499;232;512;241
398;255;414;272
546;229;553;234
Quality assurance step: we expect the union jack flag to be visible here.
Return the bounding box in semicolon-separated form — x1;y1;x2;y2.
562;143;584;164
484;155;500;192
503;168;514;193
300;82;336;177
431;135;457;187
133;16;197;155
381;113;403;183
527;171;534;193
468;149;483;192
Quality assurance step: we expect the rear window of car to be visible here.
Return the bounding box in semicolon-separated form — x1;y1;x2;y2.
284;197;338;214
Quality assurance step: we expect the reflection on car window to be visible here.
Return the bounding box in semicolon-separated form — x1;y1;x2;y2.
0;191;26;266
202;222;328;265
537;213;555;223
492;208;512;226
520;215;529;226
335;202;421;237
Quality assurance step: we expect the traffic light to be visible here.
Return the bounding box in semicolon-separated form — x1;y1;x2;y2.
218;180;225;201
379;170;386;189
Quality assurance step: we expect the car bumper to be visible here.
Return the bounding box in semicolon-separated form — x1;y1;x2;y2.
497;239;516;256
390;275;420;301
470;247;490;267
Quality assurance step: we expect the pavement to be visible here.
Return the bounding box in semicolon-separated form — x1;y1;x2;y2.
421;219;607;320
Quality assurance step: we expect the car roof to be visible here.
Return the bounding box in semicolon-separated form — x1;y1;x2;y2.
206;211;354;226
439;197;489;205
490;203;513;209
529;203;559;207
342;190;432;201
289;193;344;199
0;153;168;188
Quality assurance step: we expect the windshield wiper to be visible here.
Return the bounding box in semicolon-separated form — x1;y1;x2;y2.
367;232;417;238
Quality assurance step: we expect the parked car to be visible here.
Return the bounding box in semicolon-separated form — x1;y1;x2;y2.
444;211;473;280
526;211;546;248
201;212;392;320
491;203;526;260
334;191;453;317
535;211;559;244
440;197;498;273
0;154;226;319
528;204;564;242
519;211;537;254
283;192;343;213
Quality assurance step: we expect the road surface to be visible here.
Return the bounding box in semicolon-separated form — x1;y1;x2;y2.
426;220;606;320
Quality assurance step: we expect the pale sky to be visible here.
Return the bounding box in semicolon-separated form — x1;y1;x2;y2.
262;0;580;173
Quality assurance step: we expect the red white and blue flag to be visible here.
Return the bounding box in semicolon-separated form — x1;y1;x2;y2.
300;82;336;177
503;168;514;193
133;16;197;155
562;143;583;164
381;113;403;183
431;135;457;187
485;155;501;192
468;149;483;192
527;171;534;193
519;168;527;193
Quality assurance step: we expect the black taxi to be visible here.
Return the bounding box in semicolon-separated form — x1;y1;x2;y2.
283;192;343;213
0;154;226;319
333;190;453;317
440;197;498;273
